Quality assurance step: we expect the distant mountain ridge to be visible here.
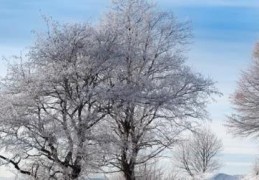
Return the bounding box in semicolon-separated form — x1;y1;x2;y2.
210;173;243;180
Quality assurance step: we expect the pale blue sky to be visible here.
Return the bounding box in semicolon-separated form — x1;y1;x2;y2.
0;0;259;176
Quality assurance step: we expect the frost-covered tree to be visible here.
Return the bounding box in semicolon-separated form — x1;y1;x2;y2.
0;22;113;179
0;0;218;179
98;0;218;180
175;128;222;178
228;43;259;137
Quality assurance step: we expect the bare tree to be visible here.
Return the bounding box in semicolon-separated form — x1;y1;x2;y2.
0;21;113;179
98;0;218;180
0;1;218;179
174;128;222;178
227;43;259;137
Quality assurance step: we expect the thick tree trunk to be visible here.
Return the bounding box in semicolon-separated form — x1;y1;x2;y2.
71;155;82;179
71;165;81;179
123;165;135;180
121;149;136;180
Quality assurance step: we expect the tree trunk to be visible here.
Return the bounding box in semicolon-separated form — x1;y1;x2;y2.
71;156;82;179
123;166;135;180
121;150;136;180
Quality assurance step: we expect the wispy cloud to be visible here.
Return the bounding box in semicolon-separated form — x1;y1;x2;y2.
161;0;259;8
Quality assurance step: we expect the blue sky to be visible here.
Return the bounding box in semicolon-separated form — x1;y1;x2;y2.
0;0;259;177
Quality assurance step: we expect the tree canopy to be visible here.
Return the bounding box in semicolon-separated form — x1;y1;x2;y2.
0;0;218;179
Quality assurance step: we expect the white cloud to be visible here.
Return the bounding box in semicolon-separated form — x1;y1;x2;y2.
160;0;259;8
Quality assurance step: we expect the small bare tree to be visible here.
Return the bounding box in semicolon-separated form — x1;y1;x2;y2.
227;43;259;137
174;128;222;178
